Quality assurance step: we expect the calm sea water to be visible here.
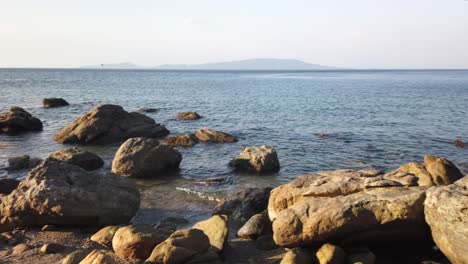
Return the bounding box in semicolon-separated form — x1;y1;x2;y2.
1;69;467;223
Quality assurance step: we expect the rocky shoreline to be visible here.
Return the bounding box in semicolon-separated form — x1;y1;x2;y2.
0;102;467;263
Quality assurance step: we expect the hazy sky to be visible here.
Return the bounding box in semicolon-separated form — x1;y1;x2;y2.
1;0;468;68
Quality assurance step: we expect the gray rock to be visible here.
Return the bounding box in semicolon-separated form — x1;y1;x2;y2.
43;98;69;108
0;178;20;195
0;107;43;134
49;147;104;171
7;155;42;171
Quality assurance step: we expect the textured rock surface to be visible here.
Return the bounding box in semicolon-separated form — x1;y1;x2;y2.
7;155;42;171
193;215;228;252
53;104;169;144
91;226;120;247
425;176;468;264
214;187;272;223
162;134;199;147
0;107;43;134
0;159;140;231
111;137;182;178
43;98;69;108
396;162;434;186
194;128;237;143
269;169;429;247
176;111;201;120
230;145;280;173
237;211;272;239
79;250;116;264
423;155;464;186
316;243;346;264
49;147;104;171
112;225;167;260
280;248;313;264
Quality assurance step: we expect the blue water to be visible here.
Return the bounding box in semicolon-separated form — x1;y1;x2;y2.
1;69;467;207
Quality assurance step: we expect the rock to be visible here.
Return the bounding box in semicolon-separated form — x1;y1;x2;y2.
214;187;272;223
424;176;468;264
193;215;228;252
255;235;279;251
146;228;218;264
0;107;43;134
230;145;280;173
237;211;272;239
316;243;346;264
91;226;120;247
138;108;159;113
268;169;430;247
112;225;167;260
53;104;169;144
453;139;465;148
49;147;104;171
62;250;88;264
176;111;201;120
12;243;30;255
0;178;20;195
40;243;65;254
0;159;140;231
41;224;57;231
194;128;238;143
424;155;464;186
346;251;376;264
79;250;116;264
7;155;42;171
156;217;189;234
111;137;182;178
280;248;314;264
396;162;434;186
43;98;69;108
162;134;199;147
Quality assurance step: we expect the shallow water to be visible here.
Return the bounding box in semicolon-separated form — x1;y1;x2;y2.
1;69;468;223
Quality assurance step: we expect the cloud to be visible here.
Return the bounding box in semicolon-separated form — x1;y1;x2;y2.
183;17;194;25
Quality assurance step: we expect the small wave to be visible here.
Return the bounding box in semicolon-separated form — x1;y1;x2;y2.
176;187;220;202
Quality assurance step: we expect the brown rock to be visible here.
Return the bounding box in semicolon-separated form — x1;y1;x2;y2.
425;176;468;264
111;137;182;178
230;145;280;173
79;250;116;264
424;155;464;185
194;128;237;143
138;108;159;113
454;139;465;148
193;215;228;252
43;98;69;108
41;224;57;231
91;226;120;247
0;107;43;134
346;251;376;264
176;111;201;120
112;225;167;260
12;243;30;255
316;243;346;264
162;134;199;147
280;248;314;264
40;243;65;254
53;104;169;144
49;147;104;171
62;249;89;264
237;211;272;239
395;162;434;186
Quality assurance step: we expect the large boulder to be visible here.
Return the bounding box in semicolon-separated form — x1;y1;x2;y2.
162;134;199;147
0;107;43;134
49;147;104;171
111;137;182;178
423;155;464;186
214;187;272;223
112;225;167;260
7;155;41;171
53;104;169;144
194;129;237;143
193;215;228;252
0;159;140;231
43;98;69;108
268;169;430;247
424;176;468;264
176;112;201;120
229;145;280;173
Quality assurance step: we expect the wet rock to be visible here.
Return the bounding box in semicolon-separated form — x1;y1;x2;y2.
269;169;429;247
146;228;219;264
425;176;468;264
162;134;199;147
0;178;20;195
424;155;464;186
7;155;42;171
40;243;65;254
453;139;465;148
112;225;167;260
280;248;314;264
214;187;272;223
49;147;104;171
112;137;182;178
230;145;280;173
138;108;159;113
0;107;43;134
176;111;201;120
255;235;279;251
0;159;140;231
12;243;30;255
193;215;228;252
316;243;346;264
194;128;238;143
43;98;69;108
41;224;57;231
80;250;116;264
62;249;88;264
53;104;169;144
237;211;272;239
91;226;120;247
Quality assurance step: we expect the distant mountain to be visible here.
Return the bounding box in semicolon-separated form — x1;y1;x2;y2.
81;59;338;70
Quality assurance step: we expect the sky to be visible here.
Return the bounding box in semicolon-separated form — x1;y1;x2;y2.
1;0;468;69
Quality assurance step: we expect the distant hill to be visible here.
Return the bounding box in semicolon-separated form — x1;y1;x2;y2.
81;59;338;70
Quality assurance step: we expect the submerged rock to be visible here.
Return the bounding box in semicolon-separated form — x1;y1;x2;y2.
0;107;43;134
176;111;201;120
194;128;237;143
43;98;69;108
162;134;199;147
138;107;159;113
49;147;104;171
112;225;167;260
7;155;42;171
0;159;140;231
453;139;465;148
425;176;468;264
214;187;272;223
193;215;228;253
112;137;182;178
230;145;280;173
53;104;169;144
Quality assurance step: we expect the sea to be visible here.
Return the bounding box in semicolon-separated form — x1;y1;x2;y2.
1;69;467;224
